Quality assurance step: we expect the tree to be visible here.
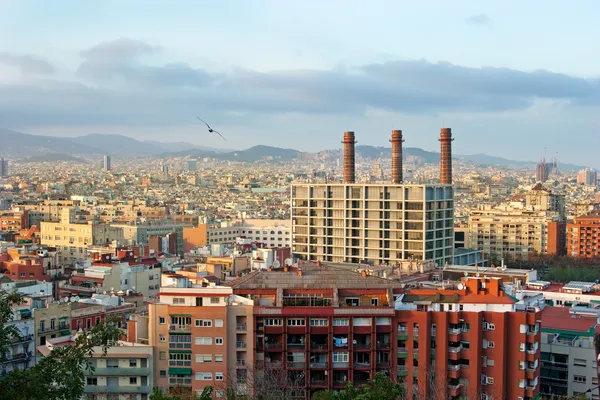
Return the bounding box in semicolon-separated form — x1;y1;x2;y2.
0;292;122;400
150;386;213;400
311;373;403;400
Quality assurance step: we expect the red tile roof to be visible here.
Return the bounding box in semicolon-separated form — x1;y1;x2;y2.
541;306;598;333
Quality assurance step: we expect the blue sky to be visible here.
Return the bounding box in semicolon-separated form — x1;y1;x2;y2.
0;0;599;167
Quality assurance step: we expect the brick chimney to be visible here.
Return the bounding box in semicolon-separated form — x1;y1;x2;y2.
439;128;454;184
342;131;357;183
390;130;404;184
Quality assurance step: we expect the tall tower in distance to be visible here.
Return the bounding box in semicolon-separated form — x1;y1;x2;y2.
103;155;111;171
439;128;454;184
342;131;356;183
0;158;7;177
390;130;404;184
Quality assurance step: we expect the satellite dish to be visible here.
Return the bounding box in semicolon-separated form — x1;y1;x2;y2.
457;283;465;290
74;296;80;302
273;260;281;269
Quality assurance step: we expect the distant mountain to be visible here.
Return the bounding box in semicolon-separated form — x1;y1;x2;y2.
0;129;589;170
0;129;100;156
19;153;87;163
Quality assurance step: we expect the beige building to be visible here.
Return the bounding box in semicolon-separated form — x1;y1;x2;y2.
33;302;72;348
40;208;123;264
291;183;454;266
130;275;253;398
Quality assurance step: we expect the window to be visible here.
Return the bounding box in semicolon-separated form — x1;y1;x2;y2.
195;372;213;381
215;319;224;328
264;319;282;326
159;351;166;360
573;375;586;383
160;370;167;377
211;297;220;304
196;354;212;363
216;337;223;345
371;298;378;306
519;343;525;352
333;352;349;363
159;334;166;342
170;353;192;366
169;335;192;348
215;355;224;363
129;359;137;367
345;298;359;307
287;319;306;326
130;377;137;385
159;317;165;324
195;336;212;345
487;341;495;349
173;298;185;304
573;358;587;367
215;373;224;381
86;377;97;386
195;319;212;327
333;318;348;326
310;319;328;326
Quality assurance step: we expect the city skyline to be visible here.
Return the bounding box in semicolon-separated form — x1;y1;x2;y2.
1;1;600;168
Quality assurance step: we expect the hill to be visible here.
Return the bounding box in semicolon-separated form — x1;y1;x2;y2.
0;129;101;157
19;153;87;163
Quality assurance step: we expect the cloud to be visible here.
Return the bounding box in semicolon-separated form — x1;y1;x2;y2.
0;52;54;74
465;13;491;25
1;38;599;128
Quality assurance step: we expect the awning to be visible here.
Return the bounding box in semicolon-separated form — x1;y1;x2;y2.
58;316;68;319
18;309;32;316
60;329;71;336
169;350;192;354
168;368;192;375
170;314;191;317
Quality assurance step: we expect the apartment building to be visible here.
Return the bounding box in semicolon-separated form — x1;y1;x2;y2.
291;183;455;266
1;305;34;375
222;264;541;400
38;337;154;400
539;306;600;399
111;220;186;257
40;208;123;264
0;245;61;281
567;212;600;258
0;209;29;232
395;277;542;400
145;275;253;398
33;302;72;347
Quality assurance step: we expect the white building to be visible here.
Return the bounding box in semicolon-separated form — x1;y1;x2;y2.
207;219;291;248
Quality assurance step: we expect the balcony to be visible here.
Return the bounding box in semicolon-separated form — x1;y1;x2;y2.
334;380;348;387
353;362;370;369
236;323;247;331
310;362;328;369
448;328;461;335
0;352;32;364
38;325;67;334
168;324;191;332
397;330;409;340
376;361;390;368
287;361;305;369
311;343;328;351
85;384;152;394
397;348;408;358
354;343;371;350
311;379;328;387
236;341;247;349
447;365;460;371
92;367;151;376
332;361;348;368
236;360;246;368
265;343;282;351
448;345;462;353
11;334;34;344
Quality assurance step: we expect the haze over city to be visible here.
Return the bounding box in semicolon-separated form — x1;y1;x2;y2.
0;1;599;167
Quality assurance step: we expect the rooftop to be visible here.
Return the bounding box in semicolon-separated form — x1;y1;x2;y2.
541;306;599;333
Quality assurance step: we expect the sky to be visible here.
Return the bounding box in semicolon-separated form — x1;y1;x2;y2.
0;0;599;167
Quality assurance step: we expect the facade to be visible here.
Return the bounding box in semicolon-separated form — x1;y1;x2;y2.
40;208;124;264
539;306;600;399
37;337;154;400
111;220;186;257
188;159;197;172
0;157;7;177
0;209;29;232
578;168;598;186
567;212;600;258
223;265;541;400
145;276;253;398
33;302;72;347
2;305;35;375
0;245;61;281
291;183;454;266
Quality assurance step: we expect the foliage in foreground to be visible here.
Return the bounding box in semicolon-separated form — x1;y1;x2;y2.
311;373;403;400
150;386;213;400
0;292;122;400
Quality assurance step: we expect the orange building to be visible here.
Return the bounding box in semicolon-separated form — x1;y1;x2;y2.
182;223;208;252
546;221;566;255
0;210;29;232
567;212;600;258
0;245;60;281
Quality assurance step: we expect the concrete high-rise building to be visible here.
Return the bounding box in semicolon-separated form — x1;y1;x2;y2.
577;167;598;186
160;161;169;175
0;157;8;177
292;130;454;266
187;159;197;172
103;155;111;171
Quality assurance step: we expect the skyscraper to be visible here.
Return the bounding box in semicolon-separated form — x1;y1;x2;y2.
103;155;111;171
577;168;597;186
0;158;7;177
535;159;548;183
187;159;197;172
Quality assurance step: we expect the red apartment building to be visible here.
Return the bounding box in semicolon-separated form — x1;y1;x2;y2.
224;264;541;400
567;211;600;258
0;245;61;281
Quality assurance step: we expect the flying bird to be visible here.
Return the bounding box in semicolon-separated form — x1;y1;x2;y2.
196;116;227;141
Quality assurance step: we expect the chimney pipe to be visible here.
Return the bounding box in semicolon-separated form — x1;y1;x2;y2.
342;131;357;183
390;130;404;184
439;128;454;184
